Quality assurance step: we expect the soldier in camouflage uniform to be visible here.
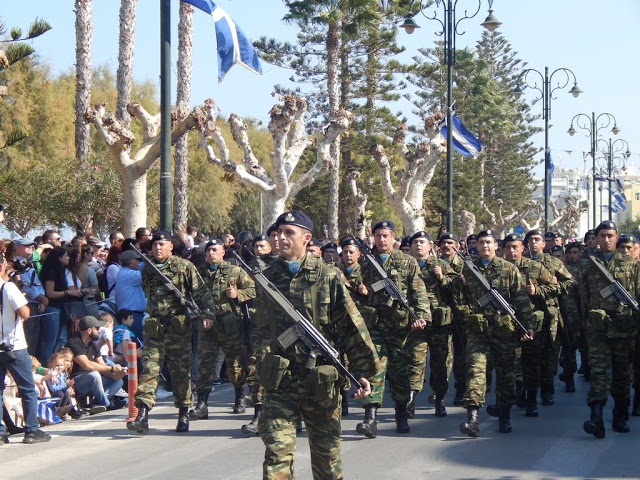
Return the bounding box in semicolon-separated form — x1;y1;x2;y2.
580;221;640;438
502;233;556;417
559;242;583;392
438;232;467;405
355;220;430;437
457;230;536;437
127;231;216;434
189;238;255;420
525;229;574;405
256;211;379;480
406;231;458;418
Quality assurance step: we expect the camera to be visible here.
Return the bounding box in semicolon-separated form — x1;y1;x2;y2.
0;341;16;363
12;257;33;274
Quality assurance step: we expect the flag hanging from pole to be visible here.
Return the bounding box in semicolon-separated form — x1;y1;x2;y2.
438;113;483;157
546;150;555;196
182;0;262;82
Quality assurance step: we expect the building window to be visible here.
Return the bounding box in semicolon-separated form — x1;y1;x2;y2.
636;192;640;201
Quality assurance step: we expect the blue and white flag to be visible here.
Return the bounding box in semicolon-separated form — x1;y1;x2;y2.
546;150;555;196
182;0;262;82
380;0;390;10
438;113;483;157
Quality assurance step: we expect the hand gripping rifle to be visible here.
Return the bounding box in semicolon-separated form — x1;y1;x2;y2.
131;245;203;318
231;251;363;390
454;248;529;335
587;253;639;313
356;241;422;325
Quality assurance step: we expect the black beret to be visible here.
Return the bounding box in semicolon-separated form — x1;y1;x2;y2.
550;245;564;253
276;211;314;232
151;231;172;243
266;224;278;236
544;231;555;239
340;236;358;248
399;236;410;248
205;238;224;249
308;237;320;247
477;229;498;240
321;242;338;252
564;242;582;252
253;234;268;243
437;232;459;244
372;220;395;233
410;231;430;243
524;229;543;242
617;233;637;246
466;234;477;242
594;220;617;235
503;233;523;244
583;229;596;241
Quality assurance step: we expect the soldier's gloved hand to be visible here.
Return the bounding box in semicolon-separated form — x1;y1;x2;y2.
411;318;426;330
202;318;214;330
352;377;372;399
225;286;238;299
520;329;535;342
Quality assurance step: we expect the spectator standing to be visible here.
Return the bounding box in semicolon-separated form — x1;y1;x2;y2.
109;231;125;249
114;250;146;340
103;246;122;306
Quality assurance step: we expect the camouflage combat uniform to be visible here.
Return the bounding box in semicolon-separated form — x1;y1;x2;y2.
256;254;379;480
561;261;582;379
135;255;216;409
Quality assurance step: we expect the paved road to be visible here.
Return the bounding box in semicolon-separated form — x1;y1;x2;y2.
2;375;638;479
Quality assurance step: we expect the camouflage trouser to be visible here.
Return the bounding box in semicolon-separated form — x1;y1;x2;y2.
586;332;634;406
633;335;640;390
451;321;467;393
559;314;580;376
408;327;451;395
259;378;343;480
247;327;270;406
199;313;247;390
464;328;517;408
136;316;193;409
362;328;411;406
520;333;543;390
539;325;560;385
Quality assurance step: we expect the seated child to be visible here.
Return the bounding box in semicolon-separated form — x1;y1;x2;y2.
45;352;74;419
113;309;141;367
57;347;84;419
95;312;115;364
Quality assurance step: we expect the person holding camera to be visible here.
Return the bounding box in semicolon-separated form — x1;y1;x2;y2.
0;252;51;445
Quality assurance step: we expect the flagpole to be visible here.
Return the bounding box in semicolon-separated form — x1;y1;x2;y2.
160;0;172;232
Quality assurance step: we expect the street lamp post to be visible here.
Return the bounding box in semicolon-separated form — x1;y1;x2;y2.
595;137;630;220
401;0;501;232
512;67;581;232
567;112;620;227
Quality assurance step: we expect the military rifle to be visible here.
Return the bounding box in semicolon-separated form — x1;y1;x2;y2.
356;241;422;326
454;247;529;336
231;251;363;390
587;253;639;312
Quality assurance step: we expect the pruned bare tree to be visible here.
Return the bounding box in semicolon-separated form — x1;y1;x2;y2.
347;170;369;239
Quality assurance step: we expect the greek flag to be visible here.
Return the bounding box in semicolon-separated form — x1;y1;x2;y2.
182;0;262;82
546;151;555;196
438;113;483;157
380;0;390;10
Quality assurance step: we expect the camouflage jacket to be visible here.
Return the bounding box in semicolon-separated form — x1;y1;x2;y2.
512;257;558;327
337;262;367;308
142;255;215;319
579;251;640;337
563;262;582;323
360;249;430;330
198;260;255;317
257;254;380;380
531;253;573;296
458;255;536;332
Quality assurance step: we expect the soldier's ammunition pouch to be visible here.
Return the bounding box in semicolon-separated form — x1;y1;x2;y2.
468;313;488;334
587;309;609;332
494;314;516;337
360;306;378;330
305;364;340;401
169;315;190;336
612;308;637;333
143;316;165;340
532;310;545;332
431;306;452;328
219;312;241;335
257;353;291;392
389;308;409;329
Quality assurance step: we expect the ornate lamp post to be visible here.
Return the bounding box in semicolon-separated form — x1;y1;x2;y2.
512;67;582;231
567;112;619;227
401;0;501;232
596;137;630;220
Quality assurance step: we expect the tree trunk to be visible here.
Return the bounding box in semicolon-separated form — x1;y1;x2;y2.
116;0;136;129
74;0;92;163
326;21;341;241
172;3;193;233
122;167;148;237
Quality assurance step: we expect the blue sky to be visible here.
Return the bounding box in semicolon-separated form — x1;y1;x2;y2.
3;0;640;178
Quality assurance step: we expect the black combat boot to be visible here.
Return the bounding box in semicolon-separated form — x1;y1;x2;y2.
176;407;190;432
632;389;640;417
356;405;378;438
341;390;349;417
612;399;630;433
460;406;480;437
406;390;418;419
564;374;575;393
525;389;539;417
498;402;512;433
126;403;149;434
188;390;209;420
233;386;247;414
241;405;263;435
395;403;410;434
515;381;526;409
434;394;447;417
540;383;554;405
583;402;605;439
486;402;499;417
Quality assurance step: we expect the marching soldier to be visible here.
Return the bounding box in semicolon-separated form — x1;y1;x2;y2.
255;211;379;479
127;231;216;434
457;230;535;437
356;220;429;437
267;223;280;257
580;221;640;438
559;242;583;391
